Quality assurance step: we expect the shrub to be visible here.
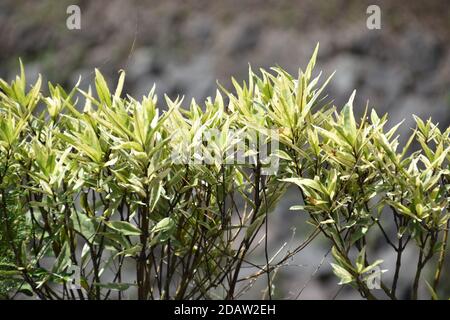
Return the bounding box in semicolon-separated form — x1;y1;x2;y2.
0;46;448;299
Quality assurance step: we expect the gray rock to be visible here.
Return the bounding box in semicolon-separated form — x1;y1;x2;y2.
165;54;216;102
127;47;155;81
182;14;215;46
216;17;261;56
396;28;443;75
390;95;450;145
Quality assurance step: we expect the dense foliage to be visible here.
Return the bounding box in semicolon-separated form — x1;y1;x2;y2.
0;46;448;299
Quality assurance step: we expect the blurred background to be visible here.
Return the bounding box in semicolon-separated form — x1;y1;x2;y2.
1;0;449;299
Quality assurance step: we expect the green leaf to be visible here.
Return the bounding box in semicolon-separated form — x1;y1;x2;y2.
320;219;335;225
151;217;175;233
342;90;357;143
331;246;354;271
107;221;141;236
52;243;71;274
356;247;366;273
314;126;349;147
114;70;126;100
149;183;162;212
282;177;324;193
387;201;421;221
245;214;265;239
71;212;97;240
361;259;384;274
330;263;354;285
116;244;142;258
289;205;305;211
350;226;369;245
17;283;34;297
95;69;112;107
93;282;134;291
425;281;439;300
